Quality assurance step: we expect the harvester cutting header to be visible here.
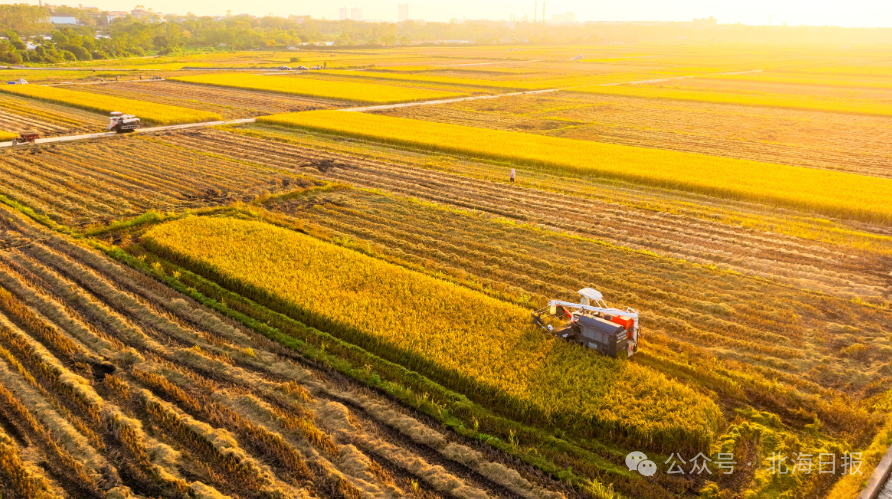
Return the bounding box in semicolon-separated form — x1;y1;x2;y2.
533;288;640;358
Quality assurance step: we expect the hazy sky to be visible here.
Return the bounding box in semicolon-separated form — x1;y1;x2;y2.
23;0;892;27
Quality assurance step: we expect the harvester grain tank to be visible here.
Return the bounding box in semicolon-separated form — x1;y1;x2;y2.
532;288;640;358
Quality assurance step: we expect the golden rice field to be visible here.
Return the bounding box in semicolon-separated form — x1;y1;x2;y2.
171;73;468;104
0;84;222;125
316;69;657;90
1;42;892;499
142;216;722;453
572;83;892;116
257;110;892;223
701;71;892;89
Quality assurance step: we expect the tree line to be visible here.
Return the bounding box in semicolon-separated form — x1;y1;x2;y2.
0;3;889;65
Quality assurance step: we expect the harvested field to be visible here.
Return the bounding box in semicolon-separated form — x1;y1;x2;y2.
373;92;892;180
160;128;892;303
256;110;892;223
0;135;309;228
63;80;338;119
0;204;571;499
0;84;222;125
172;74;469;104
258;186;892;431
0;93;106;136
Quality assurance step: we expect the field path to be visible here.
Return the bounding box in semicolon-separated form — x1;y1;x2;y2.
0;117;256;147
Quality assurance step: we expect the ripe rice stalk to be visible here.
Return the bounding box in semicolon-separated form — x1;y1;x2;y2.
132;365;313;487
0;284;89;361
0;358;106;497
0;427;55;499
144;217;722;454
135;385;292;499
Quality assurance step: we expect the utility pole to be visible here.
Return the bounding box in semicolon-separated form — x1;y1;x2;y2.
534;1;537;22
769;15;772;26
543;2;546;23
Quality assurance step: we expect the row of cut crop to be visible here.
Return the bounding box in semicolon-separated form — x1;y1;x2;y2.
256;110;892;224
0;205;552;499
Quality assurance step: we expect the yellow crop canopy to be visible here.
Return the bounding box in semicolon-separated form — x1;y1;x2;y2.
0;84;222;125
171;73;467;104
258;110;892;223
572;84;892;116
144;216;722;453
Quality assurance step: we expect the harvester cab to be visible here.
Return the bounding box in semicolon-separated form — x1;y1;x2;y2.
532;288;640;358
108;112;140;133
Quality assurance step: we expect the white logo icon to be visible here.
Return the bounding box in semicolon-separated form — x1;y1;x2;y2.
626;451;658;477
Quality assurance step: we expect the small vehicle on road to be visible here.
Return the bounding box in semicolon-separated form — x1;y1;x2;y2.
278;65;292;70
108;112;140;133
11;130;39;145
296;65;309;70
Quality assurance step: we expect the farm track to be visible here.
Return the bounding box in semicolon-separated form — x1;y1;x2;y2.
159;129;892;302
64;81;342;119
0;204;568;499
374;93;892;180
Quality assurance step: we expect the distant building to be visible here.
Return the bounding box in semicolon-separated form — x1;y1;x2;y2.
107;10;128;22
338;7;347;20
692;16;717;28
398;3;408;22
550;12;574;23
288;15;309;23
50;16;77;24
350;7;362;21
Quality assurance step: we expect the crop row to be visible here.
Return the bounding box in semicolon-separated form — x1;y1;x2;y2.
0;93;103;131
66;80;335;119
314;69;658;91
164;128;892;303
172;73;469;104
0;135;311;227
573;84;892;116
266;187;891;433
0;84;222;125
0;204;556;499
376;92;892;180
256;110;892;223
155;135;882;414
143;215;727;454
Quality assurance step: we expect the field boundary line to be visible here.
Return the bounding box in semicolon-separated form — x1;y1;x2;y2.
859;444;892;499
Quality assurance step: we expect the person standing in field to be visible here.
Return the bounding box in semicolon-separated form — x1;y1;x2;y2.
510;168;516;184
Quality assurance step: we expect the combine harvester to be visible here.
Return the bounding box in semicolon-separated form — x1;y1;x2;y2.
108;112;140;133
532;288;641;358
